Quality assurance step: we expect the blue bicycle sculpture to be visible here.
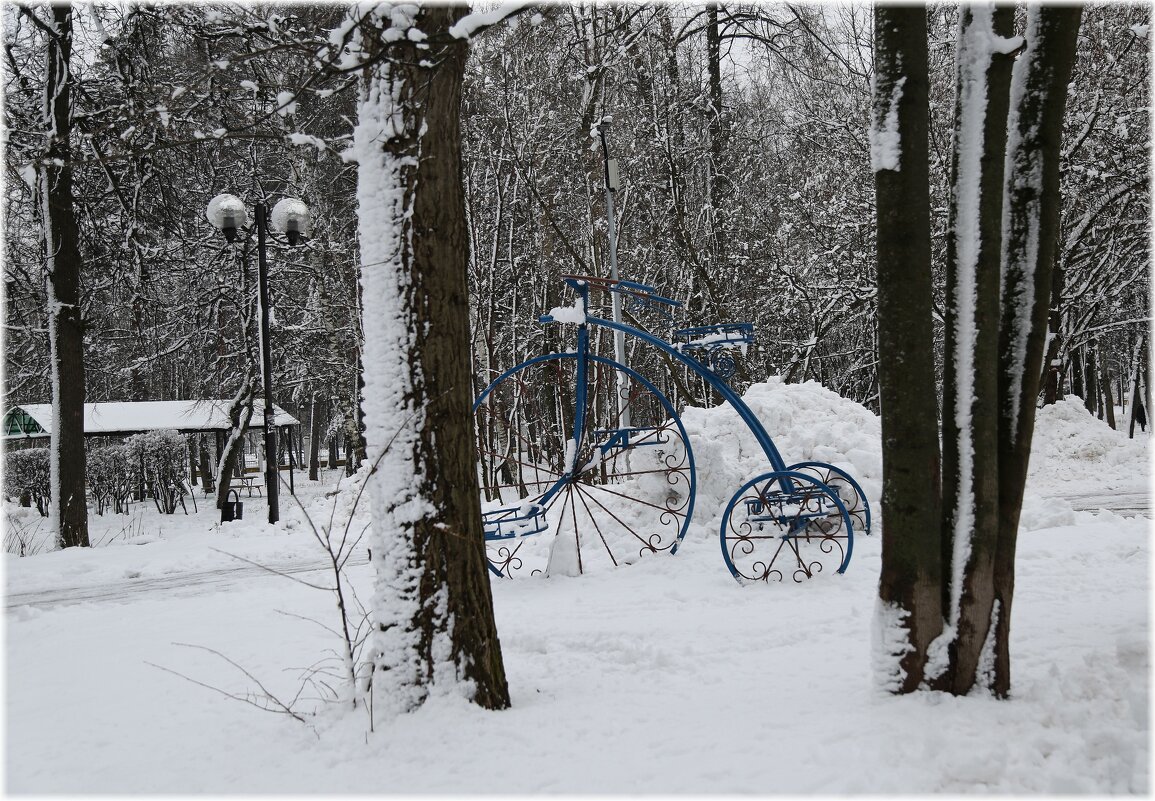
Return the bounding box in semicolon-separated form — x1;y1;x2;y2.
473;275;871;583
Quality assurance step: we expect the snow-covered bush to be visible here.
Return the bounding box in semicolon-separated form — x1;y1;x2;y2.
4;448;50;516
3;506;49;556
126;430;190;514
86;443;138;515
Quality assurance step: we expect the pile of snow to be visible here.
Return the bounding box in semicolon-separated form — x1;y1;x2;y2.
678;377;882;539
1017;397;1150;530
679;380;1148;538
1028;397;1149;489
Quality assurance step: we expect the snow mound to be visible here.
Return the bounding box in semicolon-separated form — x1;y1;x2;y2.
1027;398;1150;492
678;377;882;538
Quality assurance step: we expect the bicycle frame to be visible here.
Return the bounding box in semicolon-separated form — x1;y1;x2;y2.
543;278;788;475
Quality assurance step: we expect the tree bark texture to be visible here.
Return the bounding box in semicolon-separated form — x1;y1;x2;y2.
1084;345;1098;415
936;4;1015;695
198;434;214;493
357;4;510;719
994;4;1083;698
872;4;943;693
41;2;89;549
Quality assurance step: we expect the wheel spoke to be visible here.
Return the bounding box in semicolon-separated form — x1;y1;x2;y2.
572;484;620;567
572;482;653;550
580;465;684;480
568;485;583;575
476;447;564;477
577;480;686;517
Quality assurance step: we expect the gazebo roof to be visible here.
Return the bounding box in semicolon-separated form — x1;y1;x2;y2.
2;400;299;440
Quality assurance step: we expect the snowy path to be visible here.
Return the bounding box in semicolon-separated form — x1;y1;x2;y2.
7;490;1146;612
5;486;1147;612
4;552;370;610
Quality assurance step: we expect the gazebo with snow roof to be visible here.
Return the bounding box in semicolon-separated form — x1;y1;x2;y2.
2;400;299;441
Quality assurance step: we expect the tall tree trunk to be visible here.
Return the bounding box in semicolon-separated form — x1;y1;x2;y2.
344;364;366;476
1084;345;1098;415
1069;347;1085;399
1101;356;1116;429
308;392;322;481
1128;350;1145;438
189;436;200;484
1143;347;1152;425
216;372;256;511
355;5;510;719
705;3;727;271
41;2;89;549
994;4;1082;698
198;434;214;493
871;4;943;694
936;4;1016;695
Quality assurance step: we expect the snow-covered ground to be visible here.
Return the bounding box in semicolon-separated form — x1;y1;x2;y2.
5;382;1150;793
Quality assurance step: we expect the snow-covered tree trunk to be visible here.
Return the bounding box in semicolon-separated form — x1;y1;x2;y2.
354;5;509;720
215;371;255;511
993;5;1083;698
41;2;89;550
871;5;943;694
933;4;1016;695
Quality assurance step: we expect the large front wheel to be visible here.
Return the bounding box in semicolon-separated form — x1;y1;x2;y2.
474;354;696;578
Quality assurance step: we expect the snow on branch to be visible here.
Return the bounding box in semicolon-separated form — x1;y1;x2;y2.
448;1;535;39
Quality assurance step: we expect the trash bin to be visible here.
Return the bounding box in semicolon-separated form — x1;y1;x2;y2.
220;489;243;523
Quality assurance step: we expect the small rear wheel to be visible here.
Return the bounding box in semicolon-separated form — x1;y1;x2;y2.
786;461;871;536
720;470;853;583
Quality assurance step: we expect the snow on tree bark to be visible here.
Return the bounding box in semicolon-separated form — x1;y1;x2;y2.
353;4;509;720
933;4;1016;694
215;371;256;511
993;5;1083;698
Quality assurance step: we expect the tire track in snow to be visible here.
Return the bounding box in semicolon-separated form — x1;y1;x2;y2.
6;553;371;611
1058;491;1149;516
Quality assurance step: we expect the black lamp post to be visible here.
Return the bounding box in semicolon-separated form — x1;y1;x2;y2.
206;193;310;524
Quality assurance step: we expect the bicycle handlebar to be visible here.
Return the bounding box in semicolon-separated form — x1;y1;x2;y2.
560;274;682;308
